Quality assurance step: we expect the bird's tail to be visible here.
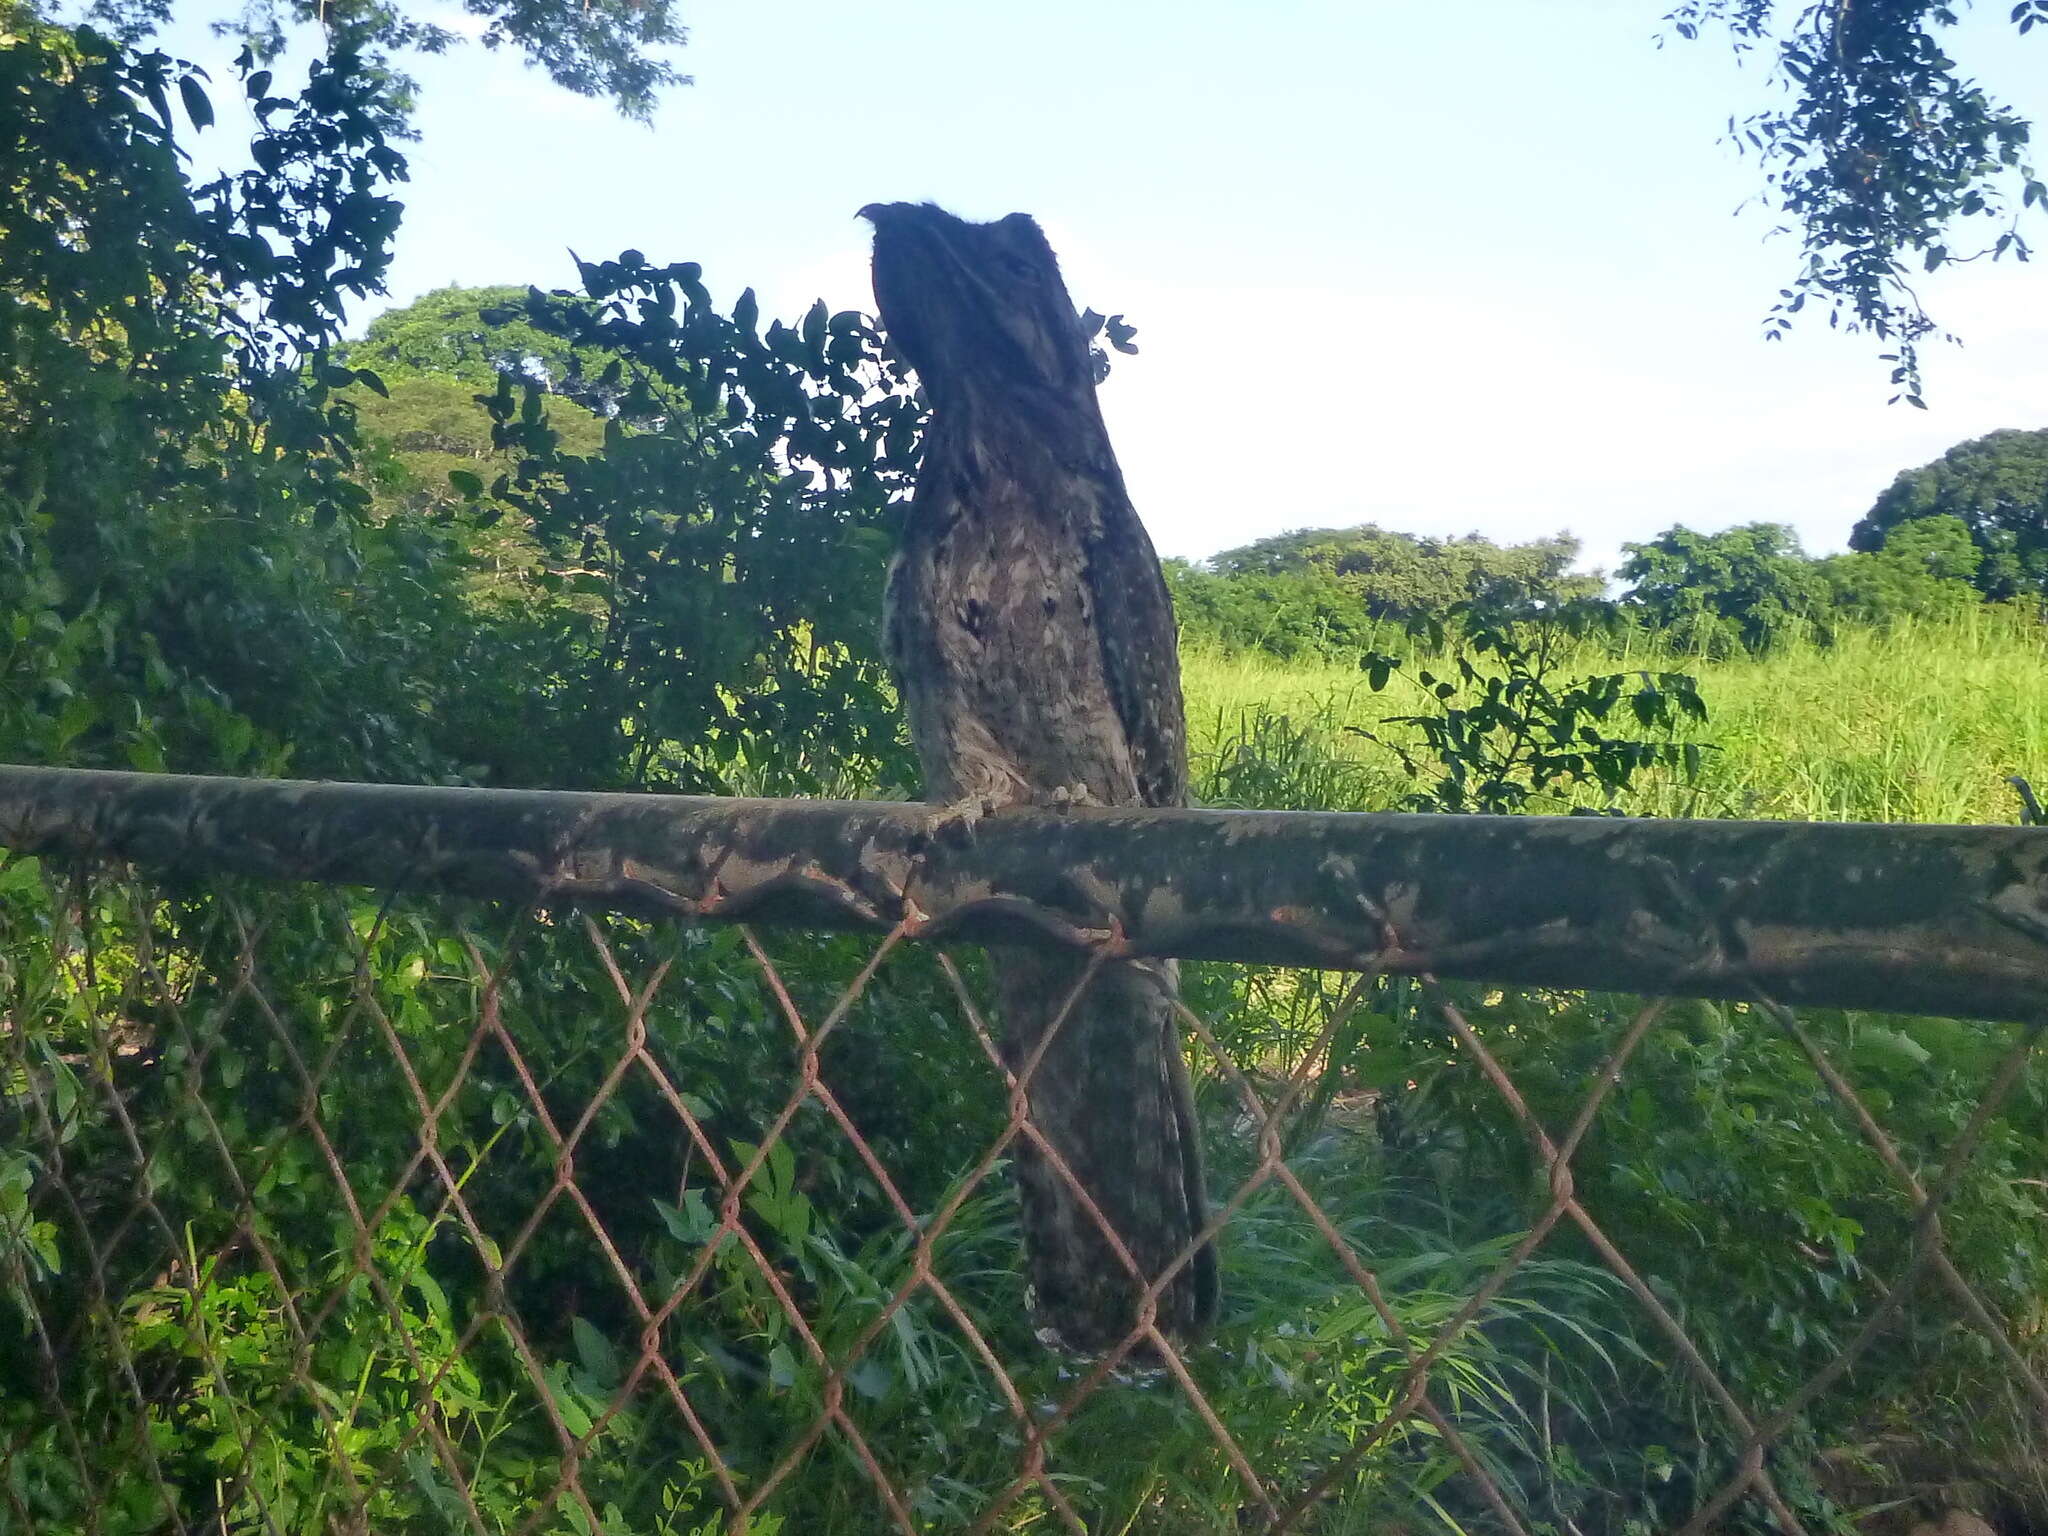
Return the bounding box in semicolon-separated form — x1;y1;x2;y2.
991;947;1218;1355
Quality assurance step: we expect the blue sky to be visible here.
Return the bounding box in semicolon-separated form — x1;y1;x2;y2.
163;1;2048;569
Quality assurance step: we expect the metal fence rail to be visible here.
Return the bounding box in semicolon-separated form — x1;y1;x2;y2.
2;767;2045;1534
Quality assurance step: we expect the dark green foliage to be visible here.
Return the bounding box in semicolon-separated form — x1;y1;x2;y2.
341;284;604;400
334;289;629;642
1357;602;1710;814
461;264;926;796
1823;512;1984;623
82;0;688;121
0;4;909;796
1165;560;1399;661
1851;427;2048;600
1611;490;2012;650
1617;521;1832;655
1176;442;2036;672
3;859;1678;1535
0;14;458;782
1366;981;2048;1529
341;372;605;609
1207;526;1601;614
336;285;615;547
0;870;1006;1533
348;372;604;513
1670;2;2047;398
1168;525;1605;661
0;8;893;803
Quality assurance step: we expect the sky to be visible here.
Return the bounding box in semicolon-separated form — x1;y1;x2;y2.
158;0;2048;571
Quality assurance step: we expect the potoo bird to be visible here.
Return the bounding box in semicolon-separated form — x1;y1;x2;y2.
861;201;1217;1352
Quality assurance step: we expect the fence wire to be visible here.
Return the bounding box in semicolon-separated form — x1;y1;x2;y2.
2;852;2044;1535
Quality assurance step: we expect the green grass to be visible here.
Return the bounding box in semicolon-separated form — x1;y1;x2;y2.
1181;607;2048;823
1174;609;2048;1530
14;611;2045;1536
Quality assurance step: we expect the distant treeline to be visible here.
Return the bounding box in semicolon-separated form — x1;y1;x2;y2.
1166;428;2048;659
329;286;2048;669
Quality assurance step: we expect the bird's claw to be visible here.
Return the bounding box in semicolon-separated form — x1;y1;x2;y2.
925;785;1091;849
930;792;1000;847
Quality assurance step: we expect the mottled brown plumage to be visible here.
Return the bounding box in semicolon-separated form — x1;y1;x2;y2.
862;202;1217;1351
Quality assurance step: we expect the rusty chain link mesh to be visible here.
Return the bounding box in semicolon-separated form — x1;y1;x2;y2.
3;854;2044;1534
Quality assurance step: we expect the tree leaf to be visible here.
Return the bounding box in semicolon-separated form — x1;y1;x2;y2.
177;75;213;130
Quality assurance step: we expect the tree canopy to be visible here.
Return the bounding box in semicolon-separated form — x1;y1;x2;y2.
1165;526;1605;661
341;284;576;387
1207;525;1602;613
1617;522;1830;654
1851;427;2048;598
0;13;436;776
78;0;687;118
1672;1;2045;400
1167;495;2011;665
1826;511;1983;621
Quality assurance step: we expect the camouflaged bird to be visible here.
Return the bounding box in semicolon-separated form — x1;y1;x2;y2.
862;201;1217;1352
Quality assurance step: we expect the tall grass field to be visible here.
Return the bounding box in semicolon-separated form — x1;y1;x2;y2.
1181;608;2048;824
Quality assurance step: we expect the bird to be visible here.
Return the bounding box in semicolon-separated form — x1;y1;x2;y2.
860;201;1217;1353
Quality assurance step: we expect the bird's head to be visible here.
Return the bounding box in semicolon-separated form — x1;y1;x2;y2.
859;202;1093;405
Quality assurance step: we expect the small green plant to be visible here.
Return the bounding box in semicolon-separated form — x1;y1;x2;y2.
1354;601;1711;814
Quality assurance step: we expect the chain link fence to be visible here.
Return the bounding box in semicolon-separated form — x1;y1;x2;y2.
3;768;2046;1534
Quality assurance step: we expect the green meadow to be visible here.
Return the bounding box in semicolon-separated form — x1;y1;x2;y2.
1181;608;2048;824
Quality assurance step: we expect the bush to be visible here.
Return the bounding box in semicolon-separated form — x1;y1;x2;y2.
1617;522;1832;656
1824;513;1985;624
1168;526;1607;662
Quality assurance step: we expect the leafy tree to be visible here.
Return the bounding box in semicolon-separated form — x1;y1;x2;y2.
78;0;687;120
340;373;602;604
338;280;660;411
1207;525;1602;617
1169;525;1606;661
0;12;450;778
350;373;601;494
1824;511;1984;622
0;0;915;799
466;257;927;795
340;283;585;388
1672;2;2047;399
1850;427;2048;600
1617;521;1830;654
1164;560;1401;660
0;12;667;792
338;285;639;608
